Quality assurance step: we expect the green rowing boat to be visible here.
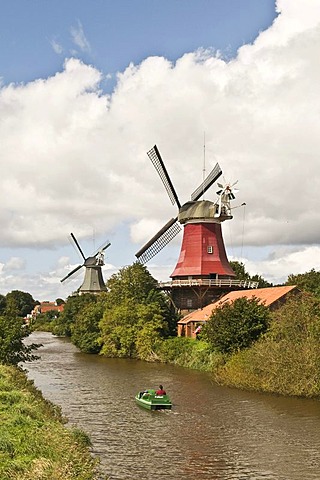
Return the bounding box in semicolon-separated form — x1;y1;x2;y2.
135;389;172;410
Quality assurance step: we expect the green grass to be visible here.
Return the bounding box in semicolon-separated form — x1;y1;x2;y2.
0;365;102;480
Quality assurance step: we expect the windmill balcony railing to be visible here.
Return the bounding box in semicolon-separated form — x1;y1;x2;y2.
158;278;259;289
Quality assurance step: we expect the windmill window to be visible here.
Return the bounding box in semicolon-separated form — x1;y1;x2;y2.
207;246;213;254
187;299;193;308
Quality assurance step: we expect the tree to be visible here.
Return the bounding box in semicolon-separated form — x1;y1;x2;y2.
106;263;159;306
229;261;250;281
99;300;168;359
0;303;40;365
53;293;97;336
0;294;6;315
5;290;36;317
203;297;271;354
286;269;320;298
55;298;65;306
71;298;107;353
106;263;178;336
229;261;273;287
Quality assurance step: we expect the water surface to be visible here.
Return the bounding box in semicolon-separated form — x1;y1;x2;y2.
24;332;320;479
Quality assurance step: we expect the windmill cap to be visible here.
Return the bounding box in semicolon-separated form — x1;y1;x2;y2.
178;200;232;224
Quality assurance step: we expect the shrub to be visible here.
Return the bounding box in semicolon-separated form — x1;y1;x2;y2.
215;294;320;397
203;297;271;354
156;337;224;372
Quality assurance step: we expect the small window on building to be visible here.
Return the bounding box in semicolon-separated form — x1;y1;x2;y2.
187;299;193;308
207;245;213;254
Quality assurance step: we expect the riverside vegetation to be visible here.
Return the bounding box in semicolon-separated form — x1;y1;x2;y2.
0;297;101;480
34;263;320;399
1;266;320;478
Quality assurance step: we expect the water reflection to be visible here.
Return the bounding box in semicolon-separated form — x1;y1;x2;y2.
24;332;320;480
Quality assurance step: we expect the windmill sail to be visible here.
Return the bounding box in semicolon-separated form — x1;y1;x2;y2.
135;218;181;264
191;163;222;201
136;145;223;264
147;145;181;208
60;233;111;291
60;264;83;283
70;232;86;260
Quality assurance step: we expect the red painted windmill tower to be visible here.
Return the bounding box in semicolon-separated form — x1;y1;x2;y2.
136;145;255;313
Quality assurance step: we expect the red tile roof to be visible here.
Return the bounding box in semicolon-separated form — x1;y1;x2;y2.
179;285;298;324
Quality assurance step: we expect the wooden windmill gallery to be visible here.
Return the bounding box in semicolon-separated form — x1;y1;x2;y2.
135;145;258;313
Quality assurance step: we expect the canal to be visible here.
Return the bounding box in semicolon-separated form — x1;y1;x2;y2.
24;332;320;479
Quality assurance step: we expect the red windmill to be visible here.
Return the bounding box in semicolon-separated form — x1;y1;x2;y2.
136;145;249;312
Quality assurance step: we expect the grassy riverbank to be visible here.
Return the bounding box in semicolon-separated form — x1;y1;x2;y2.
0;365;100;480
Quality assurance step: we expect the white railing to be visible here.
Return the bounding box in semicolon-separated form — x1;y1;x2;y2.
158;278;259;289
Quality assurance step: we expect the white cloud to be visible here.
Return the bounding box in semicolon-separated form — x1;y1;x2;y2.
0;0;319;298
70;20;91;52
3;257;25;271
50;38;63;54
235;245;320;285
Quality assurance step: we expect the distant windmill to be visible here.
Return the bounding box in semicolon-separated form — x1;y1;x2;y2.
135;145;239;311
61;233;111;294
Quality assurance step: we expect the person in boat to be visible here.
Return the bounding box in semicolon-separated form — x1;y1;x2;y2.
156;385;166;395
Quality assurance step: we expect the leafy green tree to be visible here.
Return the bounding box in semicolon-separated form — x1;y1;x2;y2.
99;300;168;359
53;293;97;336
286;269;320;298
203;297;271;354
106;263;178;336
99;300;138;357
7;290;36;317
106;263;159;306
0;301;40;365
229;261;273;287
32;310;61;332
55;298;65;306
229;261;250;281
5;290;36;317
135;314;166;361
57;264;178;357
71;298;107;353
0;294;6;314
250;274;273;288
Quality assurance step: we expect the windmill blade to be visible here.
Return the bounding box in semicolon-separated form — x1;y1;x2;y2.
191;163;222;201
92;240;111;257
135;217;181;264
60;264;83;283
101;241;111;252
147;145;181;208
70;233;86;261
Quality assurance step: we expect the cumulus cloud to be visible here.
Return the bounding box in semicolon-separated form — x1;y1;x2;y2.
0;0;319;298
3;257;26;271
237;245;320;285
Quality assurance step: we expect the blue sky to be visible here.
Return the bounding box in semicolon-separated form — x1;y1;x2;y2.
1;0;276;87
1;0;320;301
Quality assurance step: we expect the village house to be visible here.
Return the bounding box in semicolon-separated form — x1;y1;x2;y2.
29;301;64;321
177;285;298;338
